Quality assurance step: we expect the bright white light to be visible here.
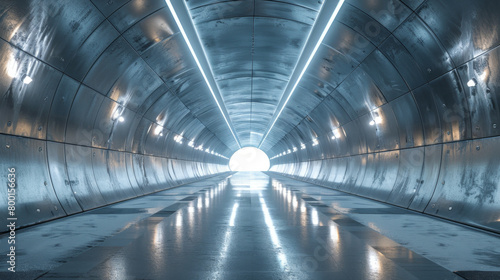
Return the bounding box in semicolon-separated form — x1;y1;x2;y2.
7;58;18;78
311;208;319;226
22;75;32;84
165;0;240;148
287;149;291;154
259;0;346;148
369;116;383;126
229;203;239;226
467;79;477;87
118;116;125;122
301;143;306;150
229;147;270;171
333;129;341;138
154;126;163;135
174;134;183;144
312;138;319;146
259;197;289;271
293;147;298;152
188;140;194;147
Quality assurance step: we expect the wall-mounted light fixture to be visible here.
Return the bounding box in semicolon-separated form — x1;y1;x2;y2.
467;78;477;87
22;74;33;85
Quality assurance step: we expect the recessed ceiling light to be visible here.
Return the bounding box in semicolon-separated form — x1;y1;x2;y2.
22;75;32;84
467;78;477;87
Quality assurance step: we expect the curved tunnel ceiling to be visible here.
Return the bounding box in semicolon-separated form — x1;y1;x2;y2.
1;0;500;234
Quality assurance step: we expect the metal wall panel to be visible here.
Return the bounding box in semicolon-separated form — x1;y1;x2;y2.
360;50;409;102
390;93;424;148
387;147;425;208
424;138;500;232
65;20;120;82
65;86;104;146
64;144;106;210
84;37;139;95
2;0;104;71
108;0;167;33
347;0;412;31
393;13;454;81
378;35;427;90
427;70;472;143
0;41;62;139
409;144;443;212
412;84;443;145
417;0;500;67
457;46;500;139
46;141;82;215
92;149;137;204
0;135;65;226
47;75;80;142
124;152;144;196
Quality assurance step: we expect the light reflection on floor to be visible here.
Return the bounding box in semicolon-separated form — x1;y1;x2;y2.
0;172;471;280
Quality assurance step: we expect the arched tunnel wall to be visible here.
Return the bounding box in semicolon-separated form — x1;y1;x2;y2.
267;1;500;234
1;0;500;236
0;1;231;230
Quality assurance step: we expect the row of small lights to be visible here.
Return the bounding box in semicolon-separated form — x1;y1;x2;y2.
269;116;380;159
109;106;228;159
7;58;33;84
173;132;228;159
269;73;486;161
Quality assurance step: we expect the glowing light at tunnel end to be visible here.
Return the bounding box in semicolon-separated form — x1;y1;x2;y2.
229;147;270;171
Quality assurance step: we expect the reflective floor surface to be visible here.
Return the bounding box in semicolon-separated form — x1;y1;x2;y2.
1;172;500;279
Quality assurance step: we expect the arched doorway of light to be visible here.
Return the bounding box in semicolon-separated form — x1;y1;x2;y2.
229;147;270;171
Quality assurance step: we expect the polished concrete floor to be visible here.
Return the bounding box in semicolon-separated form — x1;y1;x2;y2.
1;172;500;279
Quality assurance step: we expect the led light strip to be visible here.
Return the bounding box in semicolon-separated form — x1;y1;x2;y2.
258;0;345;148
166;0;241;148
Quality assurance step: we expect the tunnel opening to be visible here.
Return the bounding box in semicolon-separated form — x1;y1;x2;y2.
229;147;270;171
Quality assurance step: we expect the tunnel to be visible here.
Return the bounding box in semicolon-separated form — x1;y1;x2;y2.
1;0;500;279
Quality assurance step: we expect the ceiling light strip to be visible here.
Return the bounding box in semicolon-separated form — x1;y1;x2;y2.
258;0;345;148
166;0;241;148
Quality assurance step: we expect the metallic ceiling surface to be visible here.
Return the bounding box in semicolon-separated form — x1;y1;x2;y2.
0;0;499;236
